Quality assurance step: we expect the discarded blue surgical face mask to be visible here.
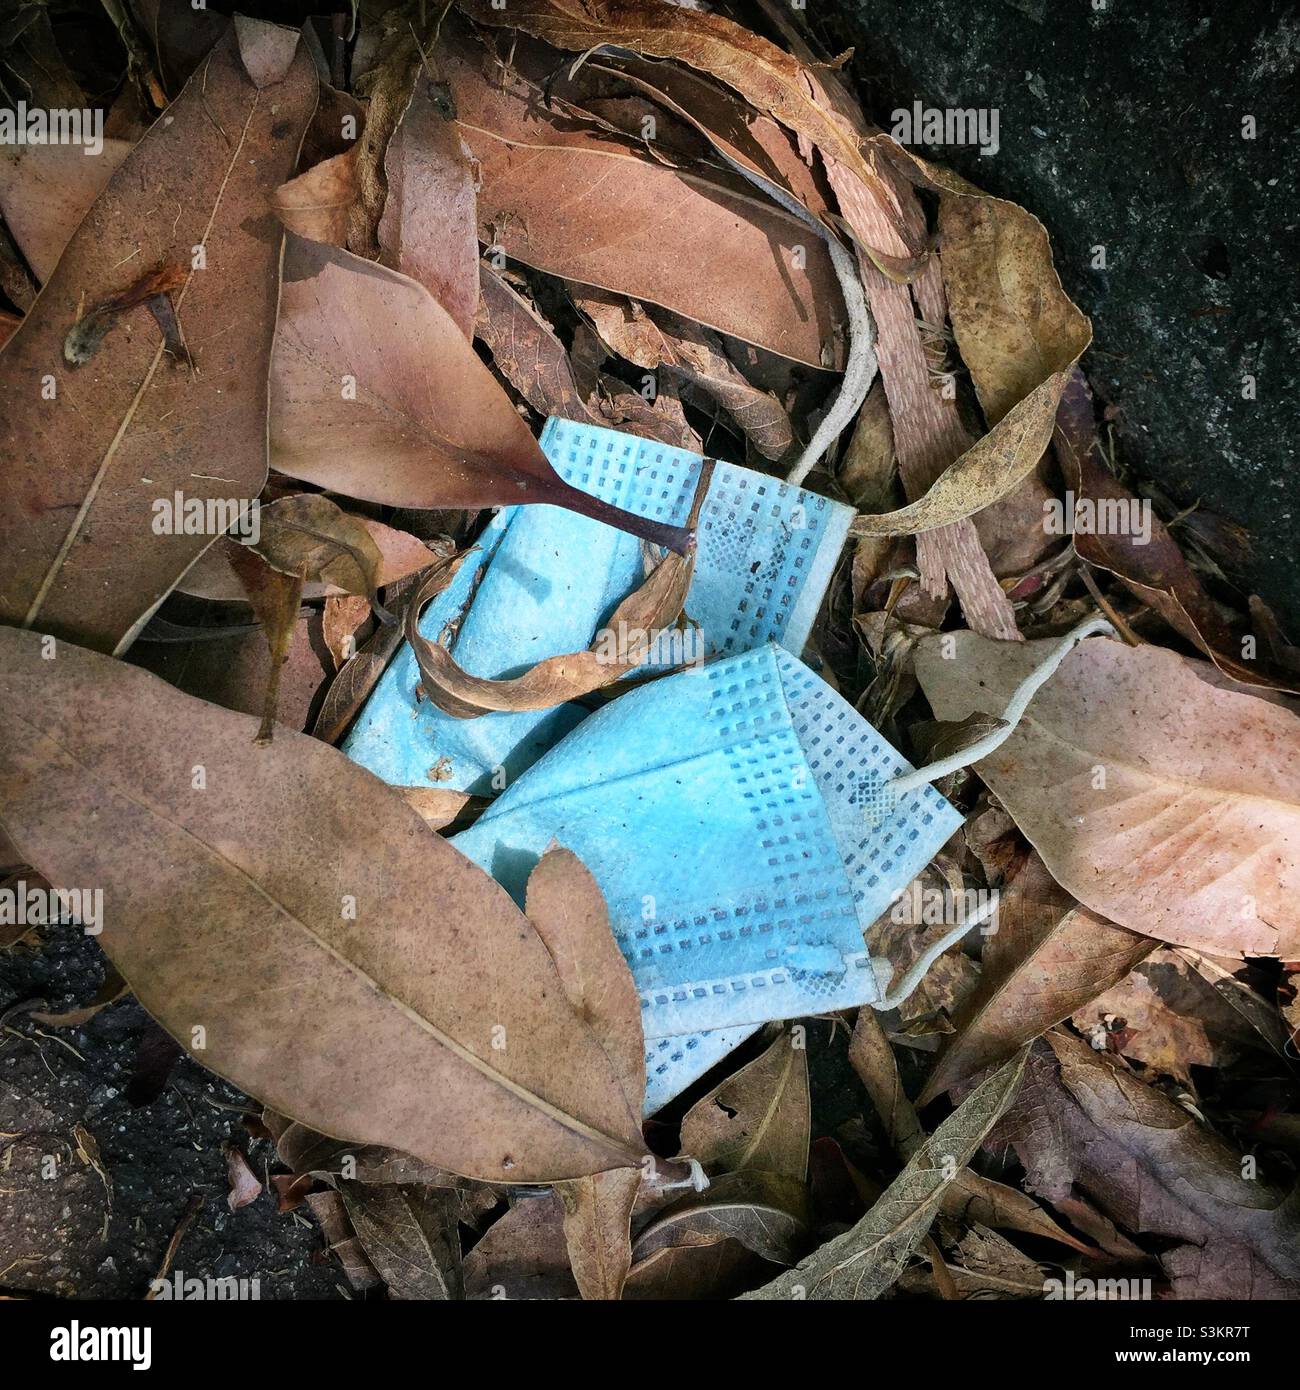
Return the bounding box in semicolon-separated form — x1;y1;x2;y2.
450;642;962;1112
343;417;854;793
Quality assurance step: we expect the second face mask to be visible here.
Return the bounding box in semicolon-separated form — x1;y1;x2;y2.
343;417;854;792
450;643;962;1112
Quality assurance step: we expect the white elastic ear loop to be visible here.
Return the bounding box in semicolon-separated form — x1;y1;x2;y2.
873;615;1118;1013
890;616;1118;797
874;891;999;1012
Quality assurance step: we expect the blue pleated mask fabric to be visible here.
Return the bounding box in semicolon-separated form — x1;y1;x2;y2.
450;643;962;1113
343;418;854;793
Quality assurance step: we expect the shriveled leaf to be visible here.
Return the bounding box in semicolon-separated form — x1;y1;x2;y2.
311;571;425;746
936;195;1092;426
0;22;317;654
29;965;130;1028
850;372;1067;536
679;1029;809;1181
320;596;369;672
270;235;690;553
0;627;649;1183
306;1189;382;1292
407;463;711;718
225;1146;263;1212
915;632;1300;958
226;543;306;744
742;1049;1027;1299
443;23;845;369
476;265;604;423
272;153;358;247
339;1181;464;1300
178;520;439;603
918;853;1155;1102
557;1167;642;1301
576;291;794;460
636;1172;809;1268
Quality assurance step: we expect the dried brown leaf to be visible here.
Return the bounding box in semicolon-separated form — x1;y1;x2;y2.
0;627;650;1183
915;633;1300;958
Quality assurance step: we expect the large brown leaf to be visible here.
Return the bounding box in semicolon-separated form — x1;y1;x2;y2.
0;627;649;1183
914;633;1300;958
0;22;317;654
270;235;690;553
442;24;845;369
456;0;917;274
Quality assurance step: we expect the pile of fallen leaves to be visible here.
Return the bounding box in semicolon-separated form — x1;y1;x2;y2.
1;0;1298;1303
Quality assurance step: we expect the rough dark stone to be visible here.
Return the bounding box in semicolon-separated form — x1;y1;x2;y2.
825;0;1300;628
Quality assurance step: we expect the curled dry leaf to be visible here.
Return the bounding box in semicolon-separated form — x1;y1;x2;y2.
270;234;690;554
272;154;359;248
407;462;712;719
0;628;649;1184
935;194;1092;427
633;1171;809;1271
323;595;373;670
915;633;1300;959
918;852;1155;1103
678;1029;810;1182
306;1189;383;1292
249;495;385;609
28;965;130;1028
225;1146;263;1212
743;1049;1028;1299
178;519;438;604
0;22;317;655
850;371;1068;536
